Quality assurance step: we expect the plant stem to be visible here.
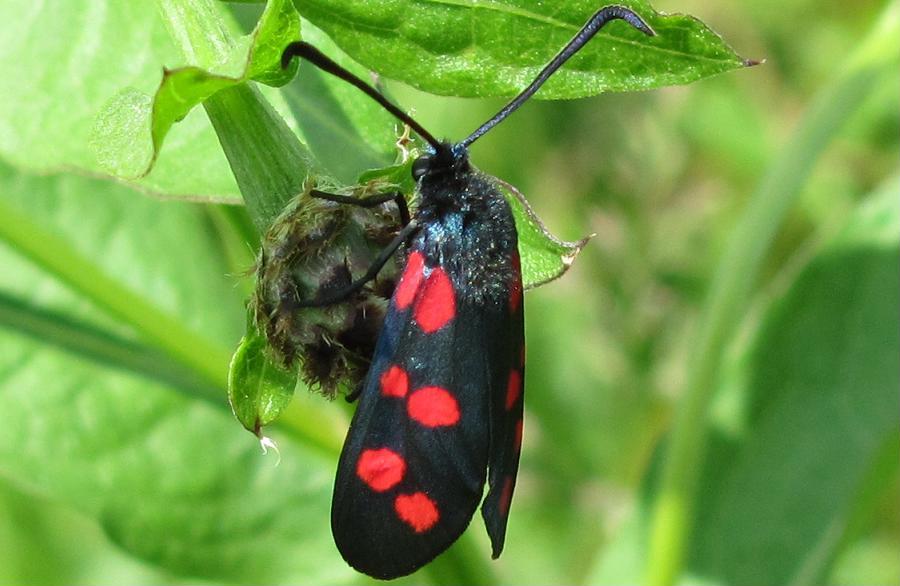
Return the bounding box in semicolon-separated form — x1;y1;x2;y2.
0;215;344;458
644;4;900;585
0;198;232;390
205;204;259;298
155;0;237;68
204;82;318;232
0;290;222;404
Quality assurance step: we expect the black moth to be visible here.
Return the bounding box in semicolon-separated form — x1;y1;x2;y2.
281;5;654;580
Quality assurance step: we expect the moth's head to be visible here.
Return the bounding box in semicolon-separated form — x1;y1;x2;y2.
412;142;470;183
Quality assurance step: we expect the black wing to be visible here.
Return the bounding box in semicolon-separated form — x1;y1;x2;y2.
481;250;525;557
331;249;519;579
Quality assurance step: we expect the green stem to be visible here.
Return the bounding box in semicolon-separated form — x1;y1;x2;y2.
644;4;900;585
204;82;318;232
0;280;344;459
205;204;258;298
0;198;232;389
0;291;222;404
155;0;238;68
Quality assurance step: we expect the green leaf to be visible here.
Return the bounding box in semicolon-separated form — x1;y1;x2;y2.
498;178;590;288
644;5;900;580
0;479;171;585
689;179;900;586
0;161;351;583
248;0;305;84
92;0;302;180
229;321;298;434
297;0;751;99
0;290;221;404
0;1;241;201
587;179;900;586
357;158;416;191
0;185;233;390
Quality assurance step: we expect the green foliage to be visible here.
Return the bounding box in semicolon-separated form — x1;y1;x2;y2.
690;179;900;586
93;0;302;180
0;161;344;584
229;319;298;434
0;1;240;200
299;0;749;97
0;0;897;585
500;179;593;288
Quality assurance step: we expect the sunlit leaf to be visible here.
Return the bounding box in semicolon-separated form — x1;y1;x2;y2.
0;161;349;584
0;1;240;200
229;320;298;434
498;178;591;289
92;0;301;180
297;0;752;98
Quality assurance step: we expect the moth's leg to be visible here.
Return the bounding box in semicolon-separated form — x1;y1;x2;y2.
345;380;364;403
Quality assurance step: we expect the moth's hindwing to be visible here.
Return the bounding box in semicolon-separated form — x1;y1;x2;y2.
481;250;525;558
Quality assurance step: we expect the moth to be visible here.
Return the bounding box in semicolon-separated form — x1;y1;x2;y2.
281;5;654;579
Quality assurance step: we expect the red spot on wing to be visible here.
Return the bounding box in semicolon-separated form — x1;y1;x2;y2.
356;448;406;492
505;369;522;411
395;492;440;533
413;267;456;333
407;386;460;427
499;476;514;517
395;251;425;310
509;253;522;313
380;365;409;398
513;418;524;453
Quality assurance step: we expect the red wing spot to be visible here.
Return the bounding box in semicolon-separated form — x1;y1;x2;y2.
356;448;406;492
499;476;514;517
509;281;522;313
407;386;460;427
513;418;524;453
505;369;522;411
380;365;409;398
509;253;523;313
413;267;456;333
395;251;425;310
395;492;440;533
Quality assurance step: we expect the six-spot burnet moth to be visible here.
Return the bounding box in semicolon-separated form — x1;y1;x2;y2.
280;5;655;580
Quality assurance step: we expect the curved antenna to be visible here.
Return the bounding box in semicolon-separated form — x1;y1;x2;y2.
282;42;443;151
461;5;655;148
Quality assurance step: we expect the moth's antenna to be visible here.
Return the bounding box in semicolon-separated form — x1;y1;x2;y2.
461;5;655;148
282;42;443;151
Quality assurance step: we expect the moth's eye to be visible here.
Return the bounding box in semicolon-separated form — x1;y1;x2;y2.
411;156;430;180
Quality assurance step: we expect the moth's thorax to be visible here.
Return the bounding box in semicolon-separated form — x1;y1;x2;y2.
411;143;519;304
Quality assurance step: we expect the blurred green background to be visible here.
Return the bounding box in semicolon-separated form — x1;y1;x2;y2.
0;1;897;585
